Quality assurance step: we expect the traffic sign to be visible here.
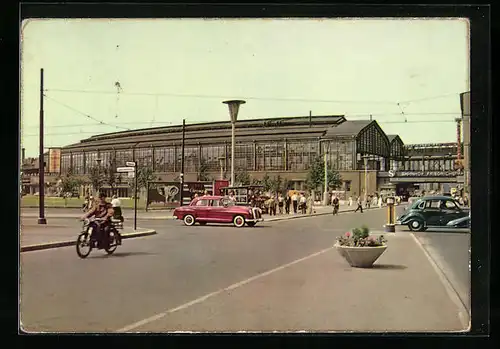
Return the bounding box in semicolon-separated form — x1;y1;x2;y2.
126;161;137;167
117;167;136;173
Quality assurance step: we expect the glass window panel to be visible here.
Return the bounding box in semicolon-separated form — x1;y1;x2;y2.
202;144;227;171
60;153;71;173
115;150;133;167
135;148;153;168
99;151;111;168
85;151;98;174
287;140;317;171
234;143;253;171
177;146;198;173
72;153;84;174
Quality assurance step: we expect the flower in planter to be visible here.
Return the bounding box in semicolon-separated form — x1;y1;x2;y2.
336;225;387;247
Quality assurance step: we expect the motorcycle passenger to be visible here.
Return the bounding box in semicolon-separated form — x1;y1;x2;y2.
111;194;124;222
81;192;114;248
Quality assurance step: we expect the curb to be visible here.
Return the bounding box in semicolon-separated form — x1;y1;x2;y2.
409;233;470;331
20;229;157;253
264;206;383;222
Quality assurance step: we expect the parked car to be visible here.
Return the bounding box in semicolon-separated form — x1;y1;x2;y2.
173;195;264;228
396;196;469;231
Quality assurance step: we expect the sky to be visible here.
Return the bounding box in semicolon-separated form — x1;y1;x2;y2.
20;18;469;158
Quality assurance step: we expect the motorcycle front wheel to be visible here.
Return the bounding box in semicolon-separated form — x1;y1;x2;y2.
76;232;92;258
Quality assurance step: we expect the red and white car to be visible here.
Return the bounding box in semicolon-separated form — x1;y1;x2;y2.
173;195;263;228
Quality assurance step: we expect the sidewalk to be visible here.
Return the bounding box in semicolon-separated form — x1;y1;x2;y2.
20;204;388;221
122;232;468;332
20;222;156;252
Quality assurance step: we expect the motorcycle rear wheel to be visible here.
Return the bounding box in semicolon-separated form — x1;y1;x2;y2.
76;232;92;259
105;230;120;255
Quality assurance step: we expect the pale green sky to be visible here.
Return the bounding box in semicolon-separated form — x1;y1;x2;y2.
21;18;469;158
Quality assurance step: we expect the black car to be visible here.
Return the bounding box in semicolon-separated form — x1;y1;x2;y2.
396;196;469;232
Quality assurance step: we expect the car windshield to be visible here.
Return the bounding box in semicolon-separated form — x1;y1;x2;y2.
410;199;424;209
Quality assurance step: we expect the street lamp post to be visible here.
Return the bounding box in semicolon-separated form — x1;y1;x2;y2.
95;158;102;196
38;68;46;224
218;156;225;180
363;155;369;202
223;100;246;187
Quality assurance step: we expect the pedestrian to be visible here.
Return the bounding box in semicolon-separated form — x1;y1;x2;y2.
285;194;291;214
299;193;307;214
278;193;284;214
270;196;277;216
354;195;364;213
82;194;90;211
306;193;314;215
332;194;339;215
378;195;383;208
111;194;124;222
292;191;299;214
348;196;353;207
266;196;277;216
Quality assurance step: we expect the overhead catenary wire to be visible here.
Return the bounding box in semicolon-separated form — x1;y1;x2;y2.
43;94;130;131
43;88;464;106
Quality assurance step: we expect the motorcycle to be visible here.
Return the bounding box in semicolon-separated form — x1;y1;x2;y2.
76;217;123;259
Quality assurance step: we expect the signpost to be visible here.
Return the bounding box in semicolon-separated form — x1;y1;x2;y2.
117;163;138;230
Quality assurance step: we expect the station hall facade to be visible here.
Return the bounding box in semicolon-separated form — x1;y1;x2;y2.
22;114;463;198
54;115;399;197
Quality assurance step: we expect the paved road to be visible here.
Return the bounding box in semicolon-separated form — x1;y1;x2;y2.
20;208;465;332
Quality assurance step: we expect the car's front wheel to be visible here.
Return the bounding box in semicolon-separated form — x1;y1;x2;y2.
183;214;195;226
233;215;246;228
408;219;425;232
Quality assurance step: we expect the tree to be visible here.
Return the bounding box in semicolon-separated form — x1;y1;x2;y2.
262;173;272;192
269;175;283;194
197;159;211;182
305;156;343;191
235;167;250;186
88;165;106;195
59;172;83;196
129;166;157;198
104;155;119;195
282;178;291;194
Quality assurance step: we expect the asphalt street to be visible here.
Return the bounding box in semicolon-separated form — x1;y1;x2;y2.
19;207;469;332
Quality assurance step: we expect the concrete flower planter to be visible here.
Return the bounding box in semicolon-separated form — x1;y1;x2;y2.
334;243;388;268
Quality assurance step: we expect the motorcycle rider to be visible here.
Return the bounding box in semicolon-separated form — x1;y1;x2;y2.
81;192;114;248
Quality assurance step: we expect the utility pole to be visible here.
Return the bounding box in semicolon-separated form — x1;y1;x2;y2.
134;162;138;230
323;151;328;206
38;68;46;224
180;119;185;206
309;110;312;128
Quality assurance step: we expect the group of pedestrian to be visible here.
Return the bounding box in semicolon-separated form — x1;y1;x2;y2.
264;191;314;216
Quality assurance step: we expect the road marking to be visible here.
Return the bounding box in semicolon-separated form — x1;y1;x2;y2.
116;245;335;333
410;233;470;331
